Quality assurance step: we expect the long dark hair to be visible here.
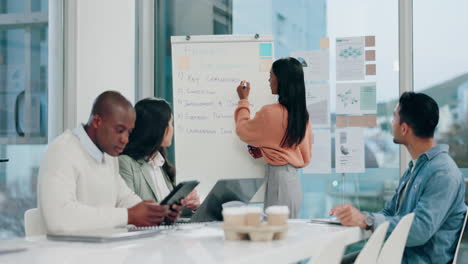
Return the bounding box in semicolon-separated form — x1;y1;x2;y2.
122;98;175;183
272;57;309;148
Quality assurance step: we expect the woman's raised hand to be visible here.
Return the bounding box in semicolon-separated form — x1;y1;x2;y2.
237;80;250;100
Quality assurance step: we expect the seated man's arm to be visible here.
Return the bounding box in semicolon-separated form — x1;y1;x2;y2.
371;189;399;229
374;169;463;247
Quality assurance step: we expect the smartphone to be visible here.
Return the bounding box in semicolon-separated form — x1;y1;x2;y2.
159;180;200;205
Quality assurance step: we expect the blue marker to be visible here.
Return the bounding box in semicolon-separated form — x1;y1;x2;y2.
243;81;247;89
247;144;252;150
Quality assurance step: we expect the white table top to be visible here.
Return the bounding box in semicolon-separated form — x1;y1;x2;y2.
0;220;370;264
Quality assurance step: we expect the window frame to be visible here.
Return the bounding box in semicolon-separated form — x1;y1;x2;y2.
399;0;414;174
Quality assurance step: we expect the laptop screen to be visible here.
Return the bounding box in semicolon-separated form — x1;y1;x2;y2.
190;178;264;222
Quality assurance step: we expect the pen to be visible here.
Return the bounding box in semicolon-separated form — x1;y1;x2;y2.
243;81;247;89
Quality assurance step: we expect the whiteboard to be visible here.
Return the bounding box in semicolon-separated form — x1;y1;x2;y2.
171;34;276;199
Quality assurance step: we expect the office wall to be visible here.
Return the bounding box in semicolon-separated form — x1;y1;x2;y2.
65;0;136;127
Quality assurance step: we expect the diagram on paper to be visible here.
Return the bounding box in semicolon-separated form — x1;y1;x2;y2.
337;88;358;108
336;83;376;115
336;37;365;81
338;46;363;59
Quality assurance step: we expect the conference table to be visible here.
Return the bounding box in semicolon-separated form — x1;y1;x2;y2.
0;220;370;264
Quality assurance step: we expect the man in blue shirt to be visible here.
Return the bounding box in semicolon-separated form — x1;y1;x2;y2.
331;92;466;263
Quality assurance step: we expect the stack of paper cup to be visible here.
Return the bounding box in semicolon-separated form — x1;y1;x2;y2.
245;207;263;227
222;207;247;240
265;206;289;226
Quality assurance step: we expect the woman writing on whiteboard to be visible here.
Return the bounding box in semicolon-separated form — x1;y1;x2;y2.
119;98;200;217
234;57;312;218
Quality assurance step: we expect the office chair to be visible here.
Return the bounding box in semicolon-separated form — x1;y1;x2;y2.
354;221;389;264
309;233;347;264
24;208;46;237
377;213;414;264
453;206;468;264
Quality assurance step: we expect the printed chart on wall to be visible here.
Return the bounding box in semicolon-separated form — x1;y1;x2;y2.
335;127;365;173
171;35;276;199
336;83;376;115
334;35;377;174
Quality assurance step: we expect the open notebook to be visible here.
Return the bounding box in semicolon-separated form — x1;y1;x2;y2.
47;227;161;243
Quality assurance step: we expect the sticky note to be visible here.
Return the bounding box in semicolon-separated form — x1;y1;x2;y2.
365;36;376;47
177;56;191;70
336;115;377;127
259;58;273;72
259;43;272;57
366;64;376;75
365;50;376;61
320;38;329;49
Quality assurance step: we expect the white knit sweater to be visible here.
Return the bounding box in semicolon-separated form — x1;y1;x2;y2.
38;130;141;234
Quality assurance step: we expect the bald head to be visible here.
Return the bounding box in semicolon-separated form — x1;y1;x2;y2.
85;91;136;156
89;91;134;120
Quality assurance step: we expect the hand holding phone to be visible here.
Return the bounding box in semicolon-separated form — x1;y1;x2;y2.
165;204;183;224
128;200;168;226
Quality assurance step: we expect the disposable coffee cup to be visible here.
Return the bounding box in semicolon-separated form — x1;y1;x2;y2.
265;206;289;226
222;207;247;240
223;207;247;226
245;207;263;227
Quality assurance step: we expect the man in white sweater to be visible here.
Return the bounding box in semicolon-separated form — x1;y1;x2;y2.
38;91;180;234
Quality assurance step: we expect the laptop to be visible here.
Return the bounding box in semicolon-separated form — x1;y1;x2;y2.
47;227;162;243
186;178;264;223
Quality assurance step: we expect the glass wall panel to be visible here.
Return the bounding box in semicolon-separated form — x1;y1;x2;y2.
414;0;468;186
155;0;400;220
0;0;48;239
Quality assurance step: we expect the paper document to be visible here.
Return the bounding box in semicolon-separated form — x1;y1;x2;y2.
306;83;330;128
291;50;329;81
304;129;331;174
335;127;365;173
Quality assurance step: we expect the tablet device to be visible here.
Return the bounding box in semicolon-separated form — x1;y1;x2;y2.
309;218;342;225
47;228;161;243
160;180;199;205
